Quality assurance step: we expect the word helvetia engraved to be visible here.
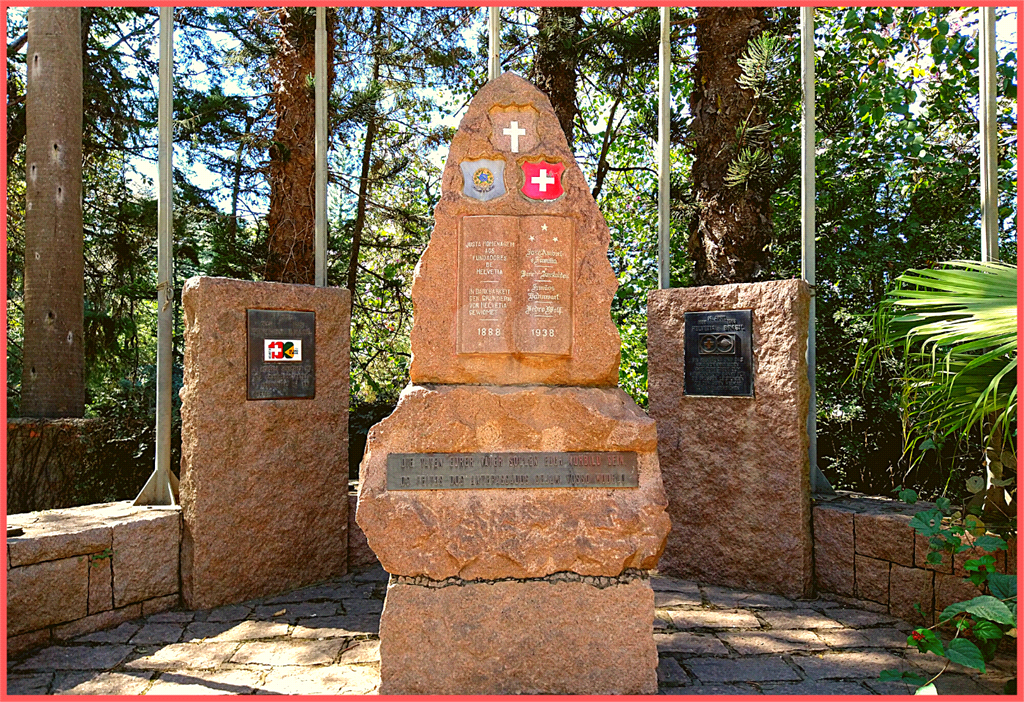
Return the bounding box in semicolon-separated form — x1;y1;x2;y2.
387;451;639;491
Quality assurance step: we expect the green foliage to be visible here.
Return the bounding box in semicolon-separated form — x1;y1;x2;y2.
864;261;1017;459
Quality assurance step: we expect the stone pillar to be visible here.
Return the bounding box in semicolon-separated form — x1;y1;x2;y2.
647;280;813;598
179;277;350;610
356;73;670;695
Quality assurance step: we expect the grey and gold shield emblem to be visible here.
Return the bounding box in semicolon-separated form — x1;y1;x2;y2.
460;158;506;202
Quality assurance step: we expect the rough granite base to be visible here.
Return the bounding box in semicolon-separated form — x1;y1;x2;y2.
647;280;813;598
378;570;657;695
179;277;351;609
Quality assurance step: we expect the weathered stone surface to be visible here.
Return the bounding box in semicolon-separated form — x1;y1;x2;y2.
290;615;379;639
186;619;290;642
855;511;914;566
338;639;380;665
820;607;897;628
889;564;934;625
378;576;657;695
409;73;620;387
129;622;185;645
760;680;872;695
7;673;53;695
258;664;379;695
854;554;890;604
347;493;379;570
7;556;88;635
812;505;855;596
52;604;141;641
6;518;110;568
703;584;795;609
88;556;112;614
16;644;134;671
144;668;263;696
124;642;238;671
648;281;812;598
667;609;761;630
110;508;180;607
142;594;181;616
206;604;252;622
231;639;346;666
655;590;702;607
795;650;908;679
687;656;800;683
654;632;729;655
760;608;843;630
7;629;52;656
718;629;826;654
357;383;670;581
51;670;154;695
74;621;141;644
179;277;350;609
657;656;691;686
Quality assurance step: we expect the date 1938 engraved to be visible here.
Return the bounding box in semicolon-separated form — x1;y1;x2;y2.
387;451;638;490
683;310;754;397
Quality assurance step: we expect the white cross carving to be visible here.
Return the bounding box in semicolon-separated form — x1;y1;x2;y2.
532;169;555;192
503;121;526;152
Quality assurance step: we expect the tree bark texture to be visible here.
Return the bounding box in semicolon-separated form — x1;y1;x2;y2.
21;7;85;418
688;7;771;285
531;6;583;147
265;8;333;284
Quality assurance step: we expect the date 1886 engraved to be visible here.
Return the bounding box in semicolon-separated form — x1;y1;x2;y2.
387;451;638;490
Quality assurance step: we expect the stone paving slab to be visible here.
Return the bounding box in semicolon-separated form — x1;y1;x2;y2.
6;565;1015;696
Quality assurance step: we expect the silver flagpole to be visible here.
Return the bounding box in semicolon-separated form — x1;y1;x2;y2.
979;7;999;262
489;7;501;80
657;6;670;289
801;7;832;496
315;7;328;286
135;6;179;506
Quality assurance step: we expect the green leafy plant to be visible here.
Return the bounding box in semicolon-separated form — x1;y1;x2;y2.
881;488;1016;694
862;260;1017;461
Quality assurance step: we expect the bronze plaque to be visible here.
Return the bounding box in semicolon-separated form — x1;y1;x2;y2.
684;310;754;397
386;451;638;490
457;215;573;356
247;309;316;400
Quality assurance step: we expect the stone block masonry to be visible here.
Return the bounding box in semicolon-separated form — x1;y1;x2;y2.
647;280;813;599
6;501;181;654
179;277;351;610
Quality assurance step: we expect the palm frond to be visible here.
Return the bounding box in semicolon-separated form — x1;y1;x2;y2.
866;260;1017;454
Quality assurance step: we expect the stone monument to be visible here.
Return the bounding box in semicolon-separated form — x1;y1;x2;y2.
179;277;351;609
647;280;813;599
356;73;671;695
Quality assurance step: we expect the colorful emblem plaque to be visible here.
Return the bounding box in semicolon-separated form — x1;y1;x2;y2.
521;160;565;201
460;158;506;202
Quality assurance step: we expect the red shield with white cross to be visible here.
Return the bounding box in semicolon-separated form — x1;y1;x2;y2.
521;160;565;201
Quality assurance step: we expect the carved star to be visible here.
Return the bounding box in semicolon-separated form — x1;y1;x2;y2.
529;235;535;241
552;237;558;242
541;224;548;231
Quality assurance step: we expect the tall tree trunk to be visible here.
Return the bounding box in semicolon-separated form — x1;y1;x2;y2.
346;9;383;296
21;7;84;417
265;8;333;284
531;6;583;146
688;7;771;285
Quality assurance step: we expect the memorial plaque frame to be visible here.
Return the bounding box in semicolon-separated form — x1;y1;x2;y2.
386;451;639;491
683;310;754;397
246;309;316;400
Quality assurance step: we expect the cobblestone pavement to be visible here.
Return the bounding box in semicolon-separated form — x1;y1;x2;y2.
7;566;1016;695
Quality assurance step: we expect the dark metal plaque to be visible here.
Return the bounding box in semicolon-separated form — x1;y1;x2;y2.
684;310;754;397
386;452;639;491
247;309;316;400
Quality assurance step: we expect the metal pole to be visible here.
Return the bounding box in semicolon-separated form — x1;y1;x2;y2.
979;7;999;262
135;6;178;506
801;7;831;496
315;7;328;286
488;7;501;80
657;6;670;289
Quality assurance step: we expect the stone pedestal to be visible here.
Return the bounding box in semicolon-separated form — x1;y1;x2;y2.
179;277;351;609
647;279;812;598
356;72;670;694
378;571;657;695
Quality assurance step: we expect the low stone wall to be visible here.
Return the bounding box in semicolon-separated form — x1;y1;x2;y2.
812;491;1016;626
6;502;181;655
